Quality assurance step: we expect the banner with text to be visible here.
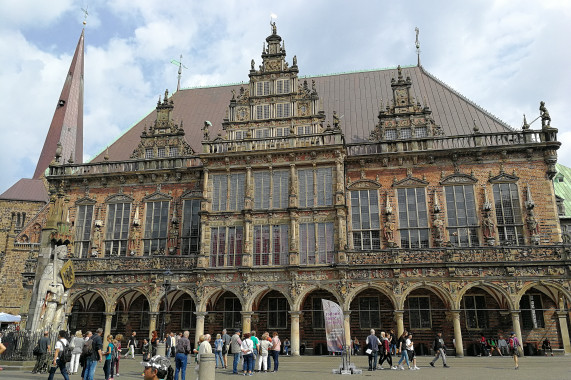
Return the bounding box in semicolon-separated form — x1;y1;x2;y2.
322;299;345;352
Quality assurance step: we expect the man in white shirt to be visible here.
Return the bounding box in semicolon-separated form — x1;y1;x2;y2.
47;330;70;380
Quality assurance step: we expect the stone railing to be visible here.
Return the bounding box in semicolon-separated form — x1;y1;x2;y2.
13;242;40;250
48;156;202;177
203;131;344;154
70;255;198;272
345;245;568;266
346;129;551;157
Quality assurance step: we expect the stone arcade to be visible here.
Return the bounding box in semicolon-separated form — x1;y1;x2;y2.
2;24;570;356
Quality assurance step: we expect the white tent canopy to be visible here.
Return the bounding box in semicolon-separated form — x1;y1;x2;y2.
0;312;21;323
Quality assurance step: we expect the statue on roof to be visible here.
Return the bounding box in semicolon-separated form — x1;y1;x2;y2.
203;121;211;141
271;21;277;35
293;55;297;66
251;59;255;70
540;101;551;127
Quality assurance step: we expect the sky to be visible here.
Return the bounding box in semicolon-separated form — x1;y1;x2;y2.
1;0;570;194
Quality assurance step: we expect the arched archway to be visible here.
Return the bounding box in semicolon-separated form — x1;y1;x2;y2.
252;288;291;338
158;290;197;340
402;284;453;353
459;285;512;356
68;291;106;334
348;286;395;354
112;290;151;342
207;290;243;333
299;288;339;355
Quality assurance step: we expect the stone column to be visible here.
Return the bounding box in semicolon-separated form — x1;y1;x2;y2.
148;312;159;341
241;311;253;334
451;310;464;357
103;312;114;350
511;310;524;356
343;311;352;350
394;310;404;338
194;312;207;347
556;311;571;354
289;311;302;356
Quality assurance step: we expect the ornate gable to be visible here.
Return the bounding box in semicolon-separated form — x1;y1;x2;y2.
347;179;381;190
489;172;519;183
440;173;478;185
75;196;96;205
143;191;172;202
369;65;443;142
105;193;135;203
393;174;429;188
131;90;195;159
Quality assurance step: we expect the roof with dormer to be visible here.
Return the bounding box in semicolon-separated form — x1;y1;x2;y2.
91;32;512;163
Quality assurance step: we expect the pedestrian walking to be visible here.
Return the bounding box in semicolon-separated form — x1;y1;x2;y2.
429;332;450;368
230;329;242;374
365;329;380;371
378;331;395;369
221;329;231;369
214;334;224;369
270;332;281;372
47;330;70;380
508;332;523;370
396;330;410;370
174;331;190;380
32;330;51;374
125;332;137;359
406;333;419;370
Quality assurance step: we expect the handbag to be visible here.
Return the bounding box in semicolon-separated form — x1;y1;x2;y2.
33;345;42;356
365;348;373;355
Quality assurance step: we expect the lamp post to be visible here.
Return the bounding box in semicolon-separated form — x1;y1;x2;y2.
161;270;173;341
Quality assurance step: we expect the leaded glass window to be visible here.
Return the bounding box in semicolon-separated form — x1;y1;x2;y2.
105;202;131;256
181;199;200;255
210;226;243;267
351;190;381;250
143;201;169;255
74;204;94;258
385;129;397;140
255;104;270;119
212;174;228;212
229;173;245;211
298;169;314;208
276;79;290;94
256;81;270;96
400;128;412;139
253;224;288;266
224;297;242;330
276;103;291;118
312;297;325;328
397;188;429;248
299;222;334;265
493;183;523;244
254;172;271;210
463;295;488;329
181;299;196;329
520;294;545;329
445;185;479;246
359;297;380;329
316;167;333;206
272;170;289;209
268;297;288;329
408;296;431;329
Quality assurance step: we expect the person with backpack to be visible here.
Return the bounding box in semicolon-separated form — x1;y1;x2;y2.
508;332;523;370
85;328;104;380
47;330;71;380
103;334;115;380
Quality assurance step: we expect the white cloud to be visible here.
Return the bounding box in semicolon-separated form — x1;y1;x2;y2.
1;0;571;194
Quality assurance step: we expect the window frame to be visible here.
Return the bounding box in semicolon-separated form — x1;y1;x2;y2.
397;187;430;248
462;294;488;330
445;185;480;247
358;296;381;329
253;224;289;266
267;297;288;329
142;200;170;255
407;295;432;329
181;199;201;255
350;190;381;250
104;202;131;257
520;294;545;329
224;297;242;331
210;225;243;267
74;204;94;258
493;182;524;245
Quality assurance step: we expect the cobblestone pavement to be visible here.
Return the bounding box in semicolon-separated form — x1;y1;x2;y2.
2;354;570;380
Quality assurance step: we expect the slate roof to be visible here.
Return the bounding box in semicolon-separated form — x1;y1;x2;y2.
92;65;513;162
0;178;48;202
554;163;571;219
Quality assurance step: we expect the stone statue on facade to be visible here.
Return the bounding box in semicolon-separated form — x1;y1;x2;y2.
203;121;211;141
384;220;395;246
540;101;551;127
251;59;255;70
37;245;69;331
482;211;495;245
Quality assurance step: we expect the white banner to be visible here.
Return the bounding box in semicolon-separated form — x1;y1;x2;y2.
322;299;345;352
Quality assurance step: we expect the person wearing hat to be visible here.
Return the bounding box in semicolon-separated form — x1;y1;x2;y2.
230;329;242;374
141;355;173;380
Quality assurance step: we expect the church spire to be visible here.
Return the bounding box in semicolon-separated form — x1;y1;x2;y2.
33;29;85;179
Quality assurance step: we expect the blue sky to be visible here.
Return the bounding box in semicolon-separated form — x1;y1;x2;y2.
1;0;570;194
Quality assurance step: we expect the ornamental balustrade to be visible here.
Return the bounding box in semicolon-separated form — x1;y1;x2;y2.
202;131;344;154
48;156;202;177
347;129;548;156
